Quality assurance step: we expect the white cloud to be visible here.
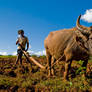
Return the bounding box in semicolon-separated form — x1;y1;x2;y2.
12;51;17;55
28;50;46;56
81;9;92;23
11;50;46;56
0;52;8;55
28;50;34;55
34;50;46;56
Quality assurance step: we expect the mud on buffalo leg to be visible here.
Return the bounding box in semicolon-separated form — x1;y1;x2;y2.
46;49;52;76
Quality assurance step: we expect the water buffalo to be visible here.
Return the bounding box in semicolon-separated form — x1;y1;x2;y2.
44;15;92;80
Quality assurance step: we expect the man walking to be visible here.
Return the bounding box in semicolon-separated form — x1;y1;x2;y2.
16;30;29;65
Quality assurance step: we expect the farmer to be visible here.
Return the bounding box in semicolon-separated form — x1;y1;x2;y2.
15;30;29;65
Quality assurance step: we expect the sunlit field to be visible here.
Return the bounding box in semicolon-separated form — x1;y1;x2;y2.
0;55;92;92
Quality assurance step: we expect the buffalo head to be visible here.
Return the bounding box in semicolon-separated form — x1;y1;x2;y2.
76;15;92;55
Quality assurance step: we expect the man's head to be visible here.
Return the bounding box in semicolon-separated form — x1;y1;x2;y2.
18;30;24;36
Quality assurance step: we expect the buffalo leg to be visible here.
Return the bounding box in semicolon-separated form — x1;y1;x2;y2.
51;56;56;76
64;60;72;80
64;47;73;80
46;49;52;76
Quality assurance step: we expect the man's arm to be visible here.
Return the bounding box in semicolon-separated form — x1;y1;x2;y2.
26;37;29;51
16;39;19;45
26;42;29;51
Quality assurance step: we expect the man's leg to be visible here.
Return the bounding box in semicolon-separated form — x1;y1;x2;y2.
19;52;23;65
16;54;20;64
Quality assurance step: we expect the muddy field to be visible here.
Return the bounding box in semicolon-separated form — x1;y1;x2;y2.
0;56;92;92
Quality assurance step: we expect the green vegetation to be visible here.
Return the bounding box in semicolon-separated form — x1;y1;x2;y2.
38;55;46;58
0;55;46;59
88;56;92;62
76;60;86;75
0;55;16;58
36;76;91;92
0;75;16;88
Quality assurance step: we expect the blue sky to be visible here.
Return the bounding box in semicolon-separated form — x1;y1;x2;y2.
0;0;92;55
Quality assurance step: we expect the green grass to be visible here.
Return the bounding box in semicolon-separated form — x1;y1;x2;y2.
21;77;34;88
36;77;72;92
38;55;46;58
0;55;16;58
36;76;91;92
0;55;46;59
0;75;16;87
